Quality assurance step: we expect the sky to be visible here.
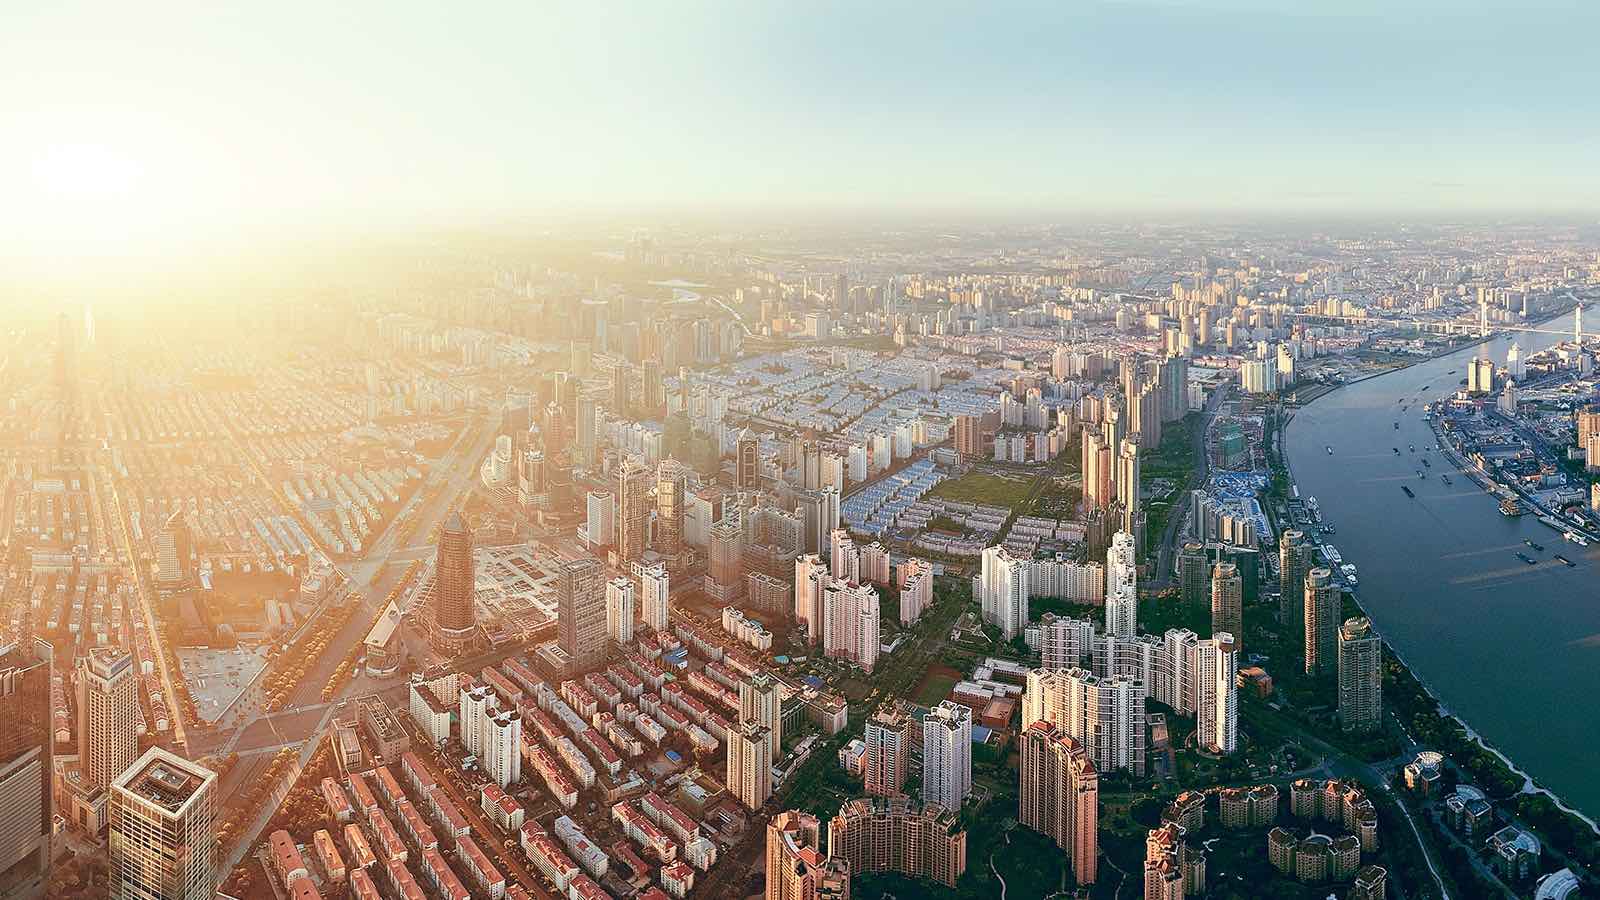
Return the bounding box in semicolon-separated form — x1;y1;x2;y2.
3;0;1599;260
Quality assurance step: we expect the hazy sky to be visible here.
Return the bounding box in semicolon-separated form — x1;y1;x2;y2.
4;1;1599;257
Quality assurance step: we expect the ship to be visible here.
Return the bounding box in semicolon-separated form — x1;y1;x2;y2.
1525;539;1545;552
1516;552;1536;565
1402;485;1415;498
1422;458;1430;467
1409;444;1415;452
1441;474;1452;484
1393;447;1401;454
1307;497;1321;521
1565;531;1589;546
1500;498;1524;516
1322;545;1343;564
1554;555;1576;567
1326;445;1334;455
1394;422;1399;429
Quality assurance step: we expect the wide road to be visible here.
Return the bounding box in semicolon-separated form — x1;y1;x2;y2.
1285;313;1600;823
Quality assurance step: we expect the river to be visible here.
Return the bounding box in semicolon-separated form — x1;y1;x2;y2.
1285;317;1600;822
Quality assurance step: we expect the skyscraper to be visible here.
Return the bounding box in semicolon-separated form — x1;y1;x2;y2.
954;414;982;460
1115;438;1141;536
765;811;851;900
606;576;635;646
109;747;218;900
822;579;879;671
1019;722;1098;886
1303;567;1338;677
613;456;651;564
922;702;973;811
482;709;522;789
639;563;670;633
1278;529;1312;649
864;704;914;798
556;556;607;670
726;721;772;810
707;520;745;603
654;461;686;566
0;640;52;900
610;361;630;417
154;511;192;590
739;672;784;762
433;512;477;652
1023;667;1146;777
1196;633;1238;754
1209;562;1242;650
1105;531;1138;639
979;545;1029;641
1177;541;1209;608
736;429;760;489
794;554;827;643
78;648;139;795
1338;617;1383;733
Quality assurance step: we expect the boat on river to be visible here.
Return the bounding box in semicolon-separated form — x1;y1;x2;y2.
1555;555;1576;567
1402;485;1415;498
1516;552;1536;565
1565;531;1589;546
1526;539;1545;552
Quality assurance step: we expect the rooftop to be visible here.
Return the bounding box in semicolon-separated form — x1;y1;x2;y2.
114;747;215;815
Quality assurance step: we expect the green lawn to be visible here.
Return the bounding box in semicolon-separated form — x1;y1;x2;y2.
928;471;1036;510
914;673;960;707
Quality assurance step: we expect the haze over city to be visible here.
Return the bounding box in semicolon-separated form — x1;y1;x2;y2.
3;4;1599;900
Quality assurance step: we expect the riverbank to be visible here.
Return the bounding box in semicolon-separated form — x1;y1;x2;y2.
1277;331;1600;850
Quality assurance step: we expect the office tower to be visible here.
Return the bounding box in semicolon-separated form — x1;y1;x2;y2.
707;521;745;603
613;456;651;564
0;641;51;900
864;704;913;798
834;272;849;311
639;563;670;633
109;747;218;900
574;394;597;466
1019;723;1098;886
556;557;607;670
654;462;686;565
726;721;772;811
641;357;663;415
954;414;982;460
1338;618;1383;733
1177;542;1209;608
610;361;630;417
605;577;635;646
154;511;192;589
794;554;827;643
1023;668;1146;777
78;648;139;794
1209;562;1242;649
766;811;851;900
822;580;879;671
584;490;613;547
1278;530;1312;648
433;512;477;651
1303;567;1338;677
979;545;1029;641
736;429;760;489
922;702;973;811
1196;633;1238;754
1106;531;1137;639
739;673;784;762
828;797;967;889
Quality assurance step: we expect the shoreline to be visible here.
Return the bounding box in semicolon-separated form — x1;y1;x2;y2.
1278;321;1600;839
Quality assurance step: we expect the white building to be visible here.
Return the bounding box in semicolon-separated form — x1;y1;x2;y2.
1105;531;1137;639
1196;632;1238;754
606;576;635;645
979;545;1029;641
922;701;973;811
640;563;670;633
822;579;880;672
483;709;523;788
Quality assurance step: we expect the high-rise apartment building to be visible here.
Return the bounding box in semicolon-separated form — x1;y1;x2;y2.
979;545;1029;641
822;579;879;671
482;709;522;789
1177;541;1209;607
0;640;52;900
765;811;850;900
77;648;139;796
613;456;652;564
1115;438;1141;535
739;672;784;763
606;576;635;646
1196;633;1238;754
1019;722;1098;886
864;704;914;798
953;414;982;460
459;685;494;758
433;512;477;652
1081;429;1113;509
154;511;192;590
639;563;670;633
556;556;607;670
1303;567;1338;677
922;702;972;811
1278;530;1312;648
726;721;772;811
610;362;630;417
1023;667;1146;777
1106;531;1138;639
1210;562;1242;649
109;747;218;900
828;797;967;888
707;520;745;603
1338;617;1382;732
793;554;827;643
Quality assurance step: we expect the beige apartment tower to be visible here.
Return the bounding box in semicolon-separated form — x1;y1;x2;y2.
1303;567;1339;676
1338;617;1383;732
1209;561;1242;650
109;747;218;900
